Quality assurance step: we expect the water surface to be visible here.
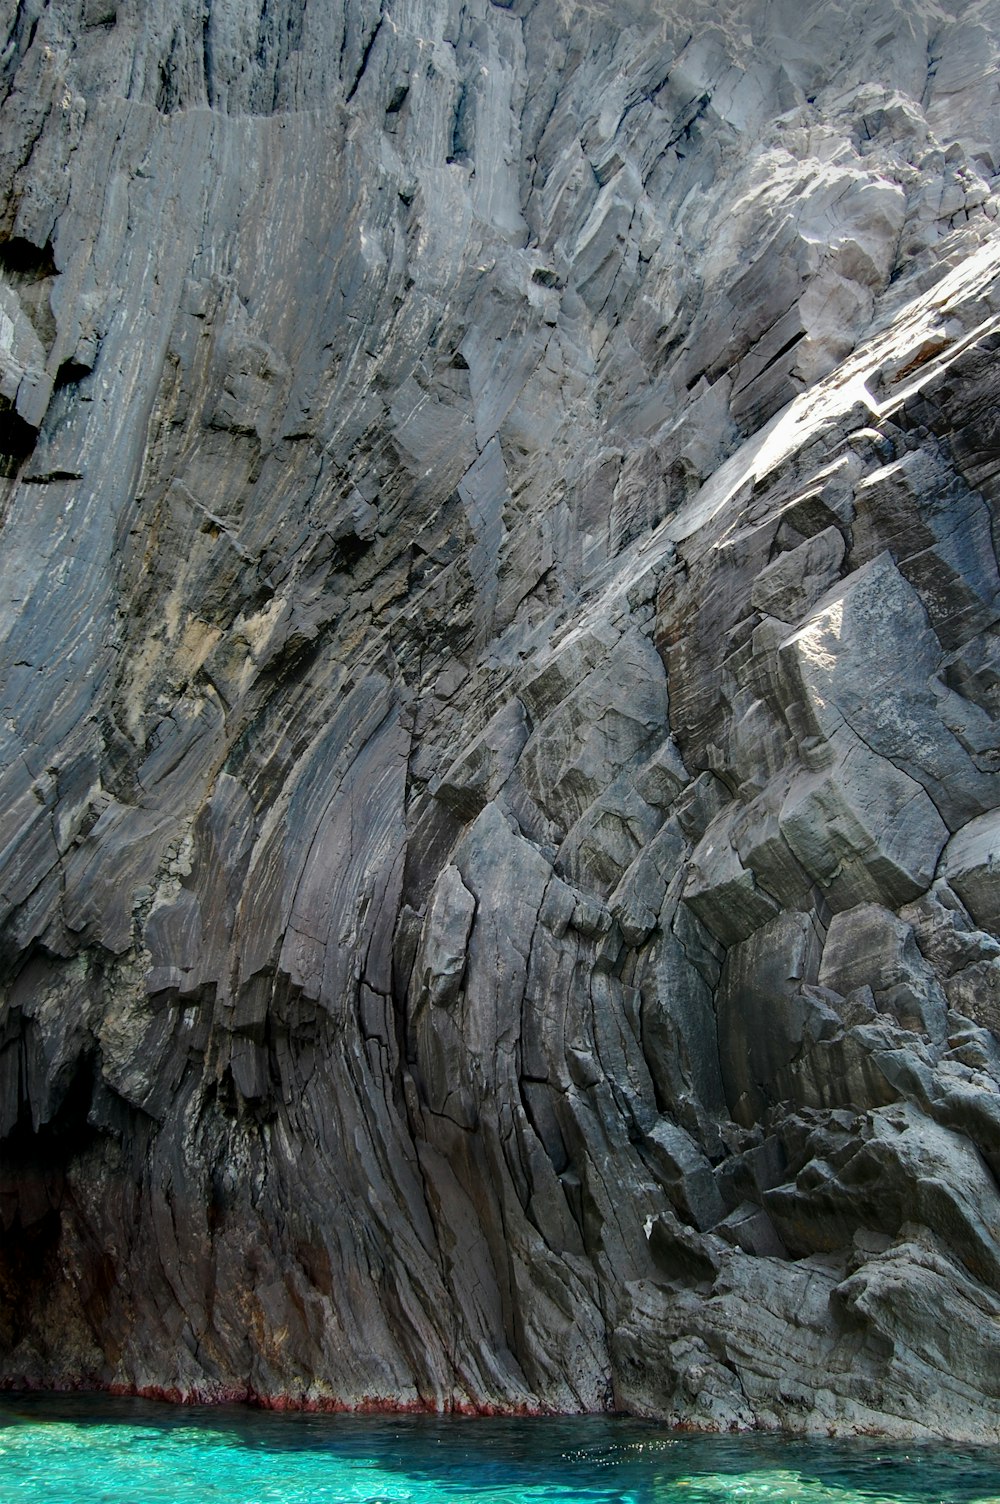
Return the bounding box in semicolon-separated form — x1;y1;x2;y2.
0;1394;998;1504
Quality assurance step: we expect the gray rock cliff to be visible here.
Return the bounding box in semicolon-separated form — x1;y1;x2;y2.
1;0;1000;1438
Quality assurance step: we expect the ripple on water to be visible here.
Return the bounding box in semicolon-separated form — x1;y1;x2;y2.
0;1396;999;1504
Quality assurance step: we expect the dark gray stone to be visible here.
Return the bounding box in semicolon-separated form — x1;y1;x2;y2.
0;0;998;1441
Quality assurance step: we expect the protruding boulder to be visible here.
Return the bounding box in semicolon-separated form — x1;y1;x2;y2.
942;811;1000;936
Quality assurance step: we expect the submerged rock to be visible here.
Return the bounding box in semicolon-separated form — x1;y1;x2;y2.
0;0;999;1439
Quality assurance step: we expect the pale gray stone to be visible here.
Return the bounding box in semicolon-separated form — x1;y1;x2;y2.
751;526;846;624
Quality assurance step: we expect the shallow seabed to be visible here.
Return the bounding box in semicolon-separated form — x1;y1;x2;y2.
0;1395;998;1504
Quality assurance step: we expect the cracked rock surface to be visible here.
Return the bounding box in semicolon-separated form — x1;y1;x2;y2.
1;0;1000;1439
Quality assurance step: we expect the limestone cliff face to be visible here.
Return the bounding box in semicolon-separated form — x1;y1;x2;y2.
1;0;1000;1438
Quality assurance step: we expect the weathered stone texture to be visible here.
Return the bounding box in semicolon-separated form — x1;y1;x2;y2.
1;0;1000;1439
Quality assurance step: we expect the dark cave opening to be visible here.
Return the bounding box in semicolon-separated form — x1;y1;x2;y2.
0;404;37;476
0;1051;99;1359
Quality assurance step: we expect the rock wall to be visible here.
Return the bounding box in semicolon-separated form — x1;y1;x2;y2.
1;0;1000;1438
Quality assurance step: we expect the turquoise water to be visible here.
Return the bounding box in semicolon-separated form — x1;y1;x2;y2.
0;1396;998;1504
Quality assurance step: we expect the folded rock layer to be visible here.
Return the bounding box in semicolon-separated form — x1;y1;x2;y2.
1;0;1000;1439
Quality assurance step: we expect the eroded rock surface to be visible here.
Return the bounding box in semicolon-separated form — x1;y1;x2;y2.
1;0;1000;1439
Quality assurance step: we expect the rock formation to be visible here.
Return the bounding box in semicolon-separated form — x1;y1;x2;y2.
1;0;1000;1439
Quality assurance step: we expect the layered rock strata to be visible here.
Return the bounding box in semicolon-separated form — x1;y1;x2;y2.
1;0;1000;1438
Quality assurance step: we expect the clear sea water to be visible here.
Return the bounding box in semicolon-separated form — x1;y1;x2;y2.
0;1395;998;1504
